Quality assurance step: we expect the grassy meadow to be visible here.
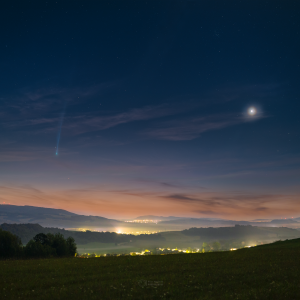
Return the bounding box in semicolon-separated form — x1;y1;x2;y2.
1;238;300;299
76;242;140;255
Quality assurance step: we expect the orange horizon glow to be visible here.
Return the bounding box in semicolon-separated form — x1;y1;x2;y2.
1;184;300;220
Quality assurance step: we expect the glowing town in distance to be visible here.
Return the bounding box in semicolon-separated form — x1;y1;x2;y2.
77;245;256;258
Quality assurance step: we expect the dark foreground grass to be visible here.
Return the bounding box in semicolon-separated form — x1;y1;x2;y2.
1;239;300;300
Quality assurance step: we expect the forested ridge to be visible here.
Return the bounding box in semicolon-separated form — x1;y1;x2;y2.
0;223;165;245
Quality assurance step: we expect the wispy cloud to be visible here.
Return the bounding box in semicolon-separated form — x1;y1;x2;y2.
1;87;185;137
145;113;251;141
0;146;52;162
162;194;199;202
109;190;159;198
194;210;221;215
134;178;186;189
1;82;273;140
0;82;115;130
60;104;182;135
1;182;300;219
160;191;300;218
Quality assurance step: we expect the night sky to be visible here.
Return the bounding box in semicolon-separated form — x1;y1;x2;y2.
1;2;300;219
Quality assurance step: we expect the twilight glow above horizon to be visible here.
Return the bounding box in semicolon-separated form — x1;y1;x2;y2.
0;4;300;220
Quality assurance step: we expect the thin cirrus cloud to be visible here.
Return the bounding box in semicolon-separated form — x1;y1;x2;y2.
0;82;115;125
1;183;300;219
145;114;248;141
160;192;300;218
160;192;298;208
133;178;183;188
1;83;269;140
61;104;183;135
2;99;186;137
208;194;286;203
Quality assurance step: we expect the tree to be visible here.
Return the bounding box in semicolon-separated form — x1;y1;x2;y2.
33;233;50;246
66;237;77;256
24;240;56;258
25;232;77;258
25;232;57;258
212;241;221;251
0;229;23;258
202;242;210;252
50;233;68;256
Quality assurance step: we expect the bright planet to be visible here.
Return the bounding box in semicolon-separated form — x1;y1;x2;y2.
248;107;257;116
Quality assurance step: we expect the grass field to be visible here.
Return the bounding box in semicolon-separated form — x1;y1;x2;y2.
76;242;140;255
1;238;300;299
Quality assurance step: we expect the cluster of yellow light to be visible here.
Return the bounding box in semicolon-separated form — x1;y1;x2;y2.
116;230;159;235
73;228;99;232
158;247;198;253
231;245;255;250
78;244;260;258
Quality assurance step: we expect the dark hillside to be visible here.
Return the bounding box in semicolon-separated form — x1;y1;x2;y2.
0;223;165;245
182;224;300;241
252;237;300;249
0;205;76;216
1;238;300;299
0;204;122;229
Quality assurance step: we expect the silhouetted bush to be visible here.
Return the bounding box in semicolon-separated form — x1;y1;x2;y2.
25;233;77;258
0;228;77;259
33;233;51;245
24;239;56;258
0;228;23;258
66;236;77;256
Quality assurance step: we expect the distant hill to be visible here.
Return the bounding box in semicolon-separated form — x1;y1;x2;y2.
135;215;224;221
0;223;166;245
159;217;300;228
159;218;251;226
0;205;122;229
0;205;76;216
271;219;298;224
135;215;184;221
1;204;299;232
181;225;300;241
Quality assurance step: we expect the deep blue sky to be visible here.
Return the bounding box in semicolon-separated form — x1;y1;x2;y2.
0;2;299;219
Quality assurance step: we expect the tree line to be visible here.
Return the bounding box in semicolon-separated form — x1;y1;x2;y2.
0;228;77;259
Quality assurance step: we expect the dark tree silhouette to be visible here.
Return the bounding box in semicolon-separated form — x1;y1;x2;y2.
33;233;50;245
25;233;77;258
0;229;23;258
